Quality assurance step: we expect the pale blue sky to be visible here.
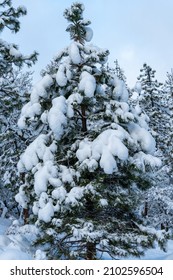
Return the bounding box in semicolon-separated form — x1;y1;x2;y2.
3;0;173;86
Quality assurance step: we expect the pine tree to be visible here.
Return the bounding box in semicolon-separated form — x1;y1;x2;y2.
16;2;166;260
114;59;127;83
134;65;173;231
137;63;163;145
0;0;38;215
137;65;172;180
0;70;33;215
161;69;173;179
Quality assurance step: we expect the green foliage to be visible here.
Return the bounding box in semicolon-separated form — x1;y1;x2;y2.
64;2;91;44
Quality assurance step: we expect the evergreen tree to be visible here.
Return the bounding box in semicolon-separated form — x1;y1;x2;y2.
137;65;172;178
141;184;173;232
114;59;127;83
133;65;173;231
0;0;38;215
137;63;163;145
16;2;166;260
161;69;173;179
0;70;33;215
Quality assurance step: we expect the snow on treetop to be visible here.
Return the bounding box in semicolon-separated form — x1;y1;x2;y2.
64;2;85;21
64;2;94;44
17;5;27;15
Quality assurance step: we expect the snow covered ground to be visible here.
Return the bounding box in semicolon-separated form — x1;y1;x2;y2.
0;218;173;260
0;218;34;260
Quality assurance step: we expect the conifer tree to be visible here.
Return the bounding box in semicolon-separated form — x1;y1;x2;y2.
114;59;127;83
134;65;173;231
137;64;163;145
0;0;37;214
161;69;173;178
16;2;166;260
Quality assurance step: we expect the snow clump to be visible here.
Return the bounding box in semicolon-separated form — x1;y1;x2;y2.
79;71;96;97
69;42;81;64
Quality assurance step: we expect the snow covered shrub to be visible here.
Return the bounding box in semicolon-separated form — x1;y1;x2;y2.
16;2;167;259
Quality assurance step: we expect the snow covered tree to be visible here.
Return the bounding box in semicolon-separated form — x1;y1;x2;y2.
161;69;173;178
165;68;173;94
142;184;173;232
113;59;127;83
0;0;38;215
0;70;33;215
132;66;173;232
0;0;37;72
16;2;166;260
137;63;163;146
136;65;172;179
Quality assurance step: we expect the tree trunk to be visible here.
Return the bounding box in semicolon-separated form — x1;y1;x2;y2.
143;201;148;217
85;197;96;259
161;222;169;232
86;241;96;260
81;104;87;132
23;208;29;224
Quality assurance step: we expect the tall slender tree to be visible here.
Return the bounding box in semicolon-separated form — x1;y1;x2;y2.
133;65;173;231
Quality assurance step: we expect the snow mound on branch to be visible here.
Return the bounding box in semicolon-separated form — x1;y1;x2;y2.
79;71;96;97
69;42;81;64
48;96;67;140
17;134;57;172
128;122;156;154
38;201;54;223
30;74;53;103
55;62;72;87
18;102;41;129
84;27;93;42
9;46;21;58
18;74;53;129
76;139;91;162
113;76;129;102
132;152;162;171
34;161;58;195
67;92;83;105
56;64;67;87
65;187;84;206
15;185;28;209
76;129;129;174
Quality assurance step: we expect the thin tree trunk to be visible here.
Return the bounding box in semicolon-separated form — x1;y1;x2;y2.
86;241;96;260
81;104;87;132
143;201;148;217
85;197;96;259
23;208;29;224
